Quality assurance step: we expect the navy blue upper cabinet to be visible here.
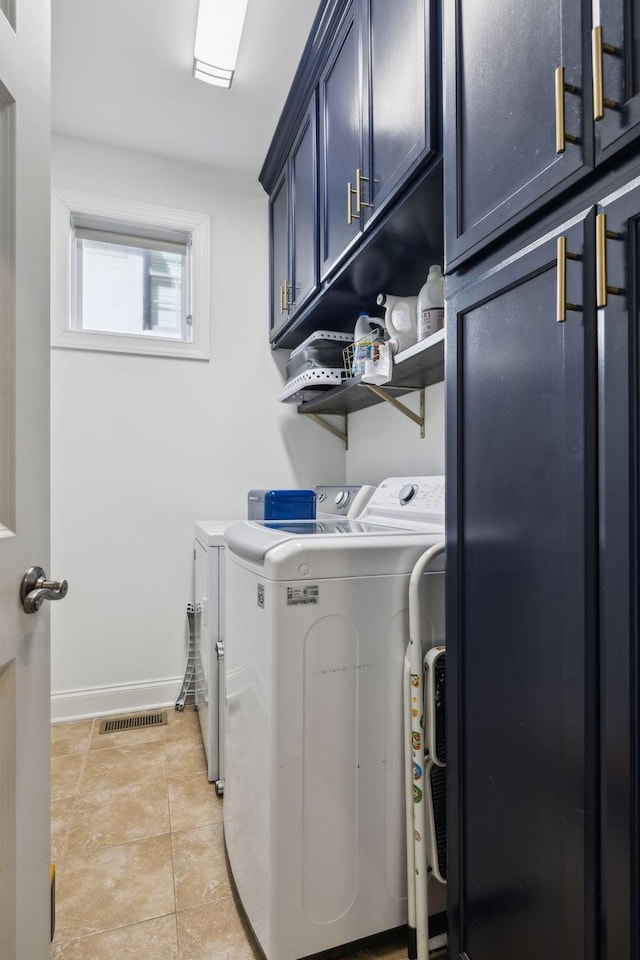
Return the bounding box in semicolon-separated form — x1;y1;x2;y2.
262;0;441;347
269;169;290;342
367;0;434;219
594;0;640;160
319;0;433;281
444;0;588;269
269;96;318;343
445;0;640;269
318;2;363;280
290;101;318;320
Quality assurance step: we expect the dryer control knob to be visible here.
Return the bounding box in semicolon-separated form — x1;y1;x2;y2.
399;483;417;505
335;490;350;508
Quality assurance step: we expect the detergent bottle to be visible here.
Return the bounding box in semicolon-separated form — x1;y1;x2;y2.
352;312;384;376
416;265;444;341
376;294;418;353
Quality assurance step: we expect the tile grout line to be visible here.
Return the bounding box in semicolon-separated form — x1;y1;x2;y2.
165;724;181;944
51;910;180;953
167;713;185;960
60;719;95;863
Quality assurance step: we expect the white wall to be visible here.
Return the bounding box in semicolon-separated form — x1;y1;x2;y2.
346;382;445;485
50;135;345;720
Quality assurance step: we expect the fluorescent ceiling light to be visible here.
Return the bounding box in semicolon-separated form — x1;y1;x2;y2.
193;0;249;89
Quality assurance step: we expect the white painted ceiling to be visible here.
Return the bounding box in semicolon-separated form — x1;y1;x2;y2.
51;0;322;177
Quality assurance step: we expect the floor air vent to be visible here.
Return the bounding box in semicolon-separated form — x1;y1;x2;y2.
98;711;168;734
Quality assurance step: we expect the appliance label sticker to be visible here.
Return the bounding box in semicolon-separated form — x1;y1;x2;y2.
257;584;265;608
287;585;319;606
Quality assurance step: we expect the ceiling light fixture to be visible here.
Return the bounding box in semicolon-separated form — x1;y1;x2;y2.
193;0;249;89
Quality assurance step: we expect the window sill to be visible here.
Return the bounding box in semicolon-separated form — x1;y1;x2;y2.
51;328;209;360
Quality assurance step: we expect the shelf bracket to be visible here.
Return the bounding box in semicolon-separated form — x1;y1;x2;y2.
302;413;348;450
363;385;425;438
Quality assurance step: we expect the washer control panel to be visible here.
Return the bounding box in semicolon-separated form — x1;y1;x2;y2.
361;476;445;524
398;483;417;505
314;485;374;517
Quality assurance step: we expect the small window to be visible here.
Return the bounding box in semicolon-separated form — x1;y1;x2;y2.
71;217;192;342
52;190;210;360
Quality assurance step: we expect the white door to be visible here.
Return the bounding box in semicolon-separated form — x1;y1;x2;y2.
0;1;55;958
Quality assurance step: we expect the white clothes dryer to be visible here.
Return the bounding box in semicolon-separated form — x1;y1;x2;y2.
222;477;446;960
193;520;236;792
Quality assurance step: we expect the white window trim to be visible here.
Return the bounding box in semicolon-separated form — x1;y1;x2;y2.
51;188;211;360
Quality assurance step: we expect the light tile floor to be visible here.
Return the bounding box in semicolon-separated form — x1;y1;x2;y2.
51;707;418;960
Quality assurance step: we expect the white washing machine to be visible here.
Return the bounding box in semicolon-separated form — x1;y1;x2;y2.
193;520;236;792
222;477;446;960
192;486;374;790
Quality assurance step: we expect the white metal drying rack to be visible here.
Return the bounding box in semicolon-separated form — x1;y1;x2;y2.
175;602;197;711
404;542;446;960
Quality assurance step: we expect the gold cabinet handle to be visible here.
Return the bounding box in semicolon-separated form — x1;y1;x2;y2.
592;26;621;121
555;66;579;153
280;281;291;314
556;236;582;323
284;281;295;311
596;213;624;307
557;236;567;322
355;168;372;213
596;213;608;307
347;181;359;224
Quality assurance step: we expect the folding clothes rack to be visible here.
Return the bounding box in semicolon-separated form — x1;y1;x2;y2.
175;602;197;710
404;543;447;960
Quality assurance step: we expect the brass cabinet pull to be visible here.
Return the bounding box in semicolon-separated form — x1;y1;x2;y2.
556;236;582;323
280;281;291;314
284;281;295;311
555;67;579;153
347;171;371;223
557;236;567;322
596;213;624;307
592;26;621;120
596;214;608;307
347;181;359;224
355;169;372;213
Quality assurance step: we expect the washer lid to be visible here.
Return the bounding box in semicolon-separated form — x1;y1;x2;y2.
223;517;439;566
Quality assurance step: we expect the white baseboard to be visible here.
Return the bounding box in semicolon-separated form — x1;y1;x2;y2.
51;676;184;723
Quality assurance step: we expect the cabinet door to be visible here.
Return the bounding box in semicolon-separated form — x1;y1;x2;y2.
366;0;432;222
597;177;640;960
269;168;290;342
290;96;318;317
319;0;364;281
444;0;588;269
446;214;598;960
594;0;640;161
